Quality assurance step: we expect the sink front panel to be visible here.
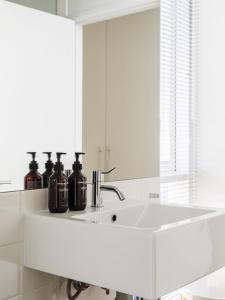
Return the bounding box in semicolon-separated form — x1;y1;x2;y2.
154;213;225;296
24;204;225;298
24;214;155;298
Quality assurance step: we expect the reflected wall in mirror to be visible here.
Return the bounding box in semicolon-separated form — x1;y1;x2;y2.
82;8;160;182
7;0;57;14
0;1;75;192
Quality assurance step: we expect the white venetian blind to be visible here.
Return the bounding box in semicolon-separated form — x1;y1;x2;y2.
160;0;198;204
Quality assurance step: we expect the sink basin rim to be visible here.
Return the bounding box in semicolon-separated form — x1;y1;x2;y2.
70;202;220;232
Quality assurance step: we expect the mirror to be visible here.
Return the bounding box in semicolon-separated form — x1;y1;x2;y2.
0;1;160;193
6;0;58;14
0;1;75;192
82;8;160;182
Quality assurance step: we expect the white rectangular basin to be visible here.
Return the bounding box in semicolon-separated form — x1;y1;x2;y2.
24;202;225;298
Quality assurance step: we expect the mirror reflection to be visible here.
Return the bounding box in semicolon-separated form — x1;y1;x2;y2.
0;1;75;192
7;0;58;14
0;2;160;193
82;9;160;182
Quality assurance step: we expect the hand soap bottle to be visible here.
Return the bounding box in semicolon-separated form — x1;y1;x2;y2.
68;152;87;211
48;152;68;213
24;152;43;190
42;152;54;188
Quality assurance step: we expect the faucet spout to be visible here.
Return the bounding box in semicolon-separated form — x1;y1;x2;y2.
91;169;125;207
101;185;125;201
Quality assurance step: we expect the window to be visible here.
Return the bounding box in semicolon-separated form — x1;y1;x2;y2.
160;0;197;204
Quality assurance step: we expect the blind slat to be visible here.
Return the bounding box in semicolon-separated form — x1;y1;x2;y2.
160;0;196;205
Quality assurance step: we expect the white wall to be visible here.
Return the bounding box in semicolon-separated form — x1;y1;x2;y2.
0;189;56;300
0;188;115;300
197;0;225;207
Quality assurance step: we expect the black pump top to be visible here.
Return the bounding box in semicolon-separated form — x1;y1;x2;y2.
73;152;85;171
27;152;38;171
43;152;54;171
54;152;66;172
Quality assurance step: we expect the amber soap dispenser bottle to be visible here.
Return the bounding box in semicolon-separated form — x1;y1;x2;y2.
42;152;54;188
68;152;87;211
48;152;68;213
24;152;43;190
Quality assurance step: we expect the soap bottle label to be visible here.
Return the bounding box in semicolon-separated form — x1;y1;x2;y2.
26;177;42;190
49;179;68;213
57;182;68;206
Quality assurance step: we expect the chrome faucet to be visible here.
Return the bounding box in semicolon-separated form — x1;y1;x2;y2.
91;168;125;208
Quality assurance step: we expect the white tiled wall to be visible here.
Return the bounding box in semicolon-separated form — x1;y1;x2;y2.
0;189;58;300
0;188;115;300
0;177;159;300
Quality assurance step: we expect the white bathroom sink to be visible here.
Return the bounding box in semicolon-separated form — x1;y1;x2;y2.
72;203;213;228
24;202;225;298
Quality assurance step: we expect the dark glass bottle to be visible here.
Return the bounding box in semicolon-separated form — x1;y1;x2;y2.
24;152;43;190
42;152;54;188
68;152;87;211
48;152;68;213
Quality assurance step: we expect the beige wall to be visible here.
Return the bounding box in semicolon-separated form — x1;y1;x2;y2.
83;8;160;182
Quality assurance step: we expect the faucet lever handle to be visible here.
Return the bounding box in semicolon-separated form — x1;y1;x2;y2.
92;168;115;185
102;167;115;175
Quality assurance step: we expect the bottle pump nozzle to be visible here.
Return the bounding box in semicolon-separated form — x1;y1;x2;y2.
27;152;36;160
43;152;53;170
27;152;38;170
73;152;85;171
43;152;52;160
54;152;66;171
75;152;85;162
56;152;66;161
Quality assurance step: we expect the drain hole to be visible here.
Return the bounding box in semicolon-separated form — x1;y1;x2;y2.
111;214;117;222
